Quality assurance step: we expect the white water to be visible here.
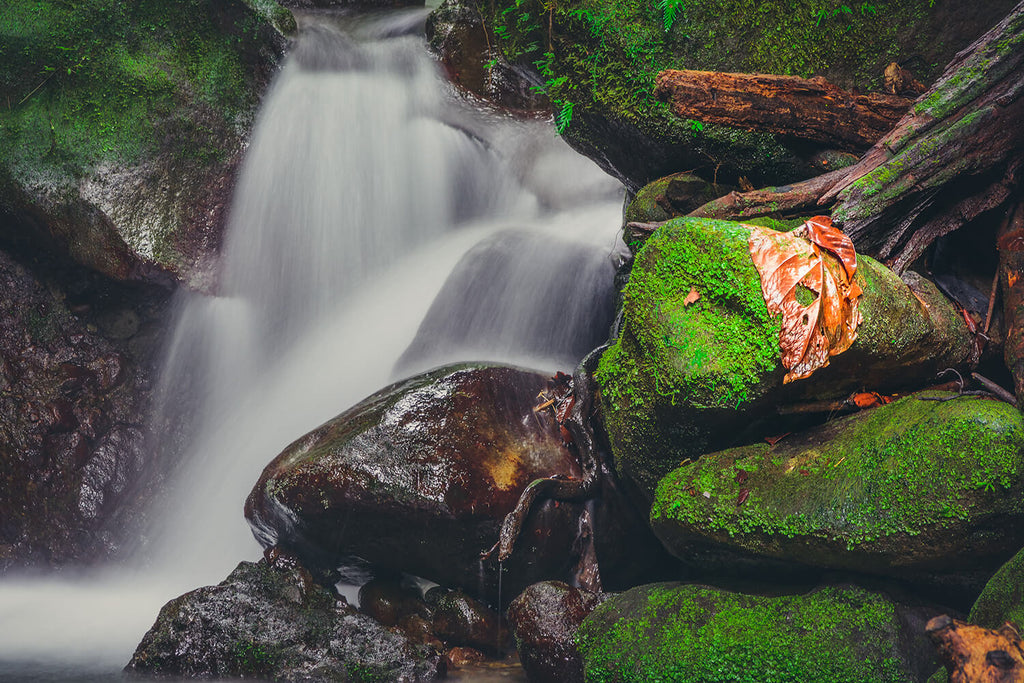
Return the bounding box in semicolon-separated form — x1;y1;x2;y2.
0;8;622;677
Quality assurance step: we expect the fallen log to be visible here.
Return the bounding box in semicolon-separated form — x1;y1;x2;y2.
1000;202;1024;401
926;615;1024;683
685;1;1024;274
654;70;912;150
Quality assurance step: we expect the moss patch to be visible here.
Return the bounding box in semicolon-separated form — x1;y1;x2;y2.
650;394;1024;572
968;546;1024;631
577;582;920;682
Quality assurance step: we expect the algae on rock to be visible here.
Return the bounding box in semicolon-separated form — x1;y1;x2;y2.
596;217;973;502
650;394;1024;588
576;582;939;682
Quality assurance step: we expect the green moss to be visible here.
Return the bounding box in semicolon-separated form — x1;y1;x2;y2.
0;0;284;182
969;546;1024;631
577;582;912;682
651;394;1024;552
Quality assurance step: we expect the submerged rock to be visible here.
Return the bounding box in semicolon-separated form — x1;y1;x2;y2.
576;582;940;683
650;394;1024;592
244;364;587;605
127;559;442;681
596;217;973;501
507;580;605;683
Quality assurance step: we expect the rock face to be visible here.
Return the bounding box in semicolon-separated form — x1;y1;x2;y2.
596;217;973;501
0;0;292;291
576;582;940;683
245;364;588;605
650;394;1024;591
507;580;605;683
428;0;1019;190
127;559;442;681
0;248;164;569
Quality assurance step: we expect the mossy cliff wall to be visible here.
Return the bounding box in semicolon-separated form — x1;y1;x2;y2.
431;0;1018;190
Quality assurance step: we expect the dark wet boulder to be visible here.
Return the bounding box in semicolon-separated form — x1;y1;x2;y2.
245;364;588;606
596;217;973;501
0;0;293;290
650;394;1024;594
359;577;431;628
425;587;511;656
0;248;164;570
577;582;940;683
425;0;548;113
127;559;442;681
507;580;605;683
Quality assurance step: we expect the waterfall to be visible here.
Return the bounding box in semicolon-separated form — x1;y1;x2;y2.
0;8;623;676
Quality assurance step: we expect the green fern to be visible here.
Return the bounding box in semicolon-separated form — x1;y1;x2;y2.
555;100;574;135
659;0;685;31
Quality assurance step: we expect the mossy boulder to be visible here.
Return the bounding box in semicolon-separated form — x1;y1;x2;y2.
127;559;442;680
595;217;973;501
245;364;589;606
0;0;292;290
576;582;940;682
650;394;1024;591
623;172;730;227
968;546;1024;632
432;0;1018;190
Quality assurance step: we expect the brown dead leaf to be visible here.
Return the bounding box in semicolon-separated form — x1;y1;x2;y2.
764;433;790;446
683;287;701;306
748;216;864;383
850;391;894;409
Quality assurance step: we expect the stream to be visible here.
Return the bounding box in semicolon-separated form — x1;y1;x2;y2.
0;6;622;681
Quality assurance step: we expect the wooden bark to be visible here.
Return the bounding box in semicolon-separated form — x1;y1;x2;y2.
1000;202;1024;401
927;615;1024;683
654;70;912;150
686;1;1024;274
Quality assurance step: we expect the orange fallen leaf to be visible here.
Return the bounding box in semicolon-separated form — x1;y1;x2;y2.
850;391;894;409
683;287;701;306
748;216;864;383
764;433;790;446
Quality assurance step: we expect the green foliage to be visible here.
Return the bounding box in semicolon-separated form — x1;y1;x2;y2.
659;0;686;31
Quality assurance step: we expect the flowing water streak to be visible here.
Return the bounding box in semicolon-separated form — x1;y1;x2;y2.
0;8;623;675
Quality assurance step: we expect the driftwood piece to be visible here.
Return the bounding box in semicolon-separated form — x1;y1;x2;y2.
654;70;912;150
927;615;1024;683
999;202;1024;402
686;2;1024;274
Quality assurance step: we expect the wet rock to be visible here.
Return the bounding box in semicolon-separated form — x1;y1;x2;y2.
0;0;292;290
426;0;549;114
426;587;511;656
596;217;974;501
0;248;161;569
623;172;731;227
245;364;588;606
127;559;442;681
444;646;487;669
650;394;1024;594
577;582;940;683
359;577;431;627
507;581;605;683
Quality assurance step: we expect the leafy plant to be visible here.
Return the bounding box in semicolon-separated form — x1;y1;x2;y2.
659;0;686;32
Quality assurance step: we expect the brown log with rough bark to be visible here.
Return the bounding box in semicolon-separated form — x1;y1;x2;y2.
686;2;1024;274
927;615;1024;683
999;202;1024;402
654;70;912;150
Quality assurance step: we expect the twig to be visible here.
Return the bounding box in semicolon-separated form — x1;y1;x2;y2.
971;372;1018;407
984;269;1000;336
18;72;55;107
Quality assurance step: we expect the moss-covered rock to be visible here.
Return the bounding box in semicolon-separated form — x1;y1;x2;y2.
0;0;292;289
968;545;1024;632
595;217;973;501
432;0;1018;190
576;582;939;682
623;172;730;228
650;394;1024;590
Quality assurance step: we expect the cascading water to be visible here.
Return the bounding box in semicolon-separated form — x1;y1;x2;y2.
0;7;623;679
